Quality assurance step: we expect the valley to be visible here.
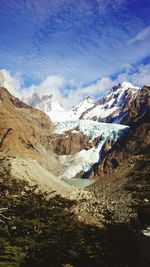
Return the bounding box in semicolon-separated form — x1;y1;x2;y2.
0;82;150;267
0;1;149;266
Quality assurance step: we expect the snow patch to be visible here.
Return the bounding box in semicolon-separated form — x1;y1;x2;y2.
142;226;150;237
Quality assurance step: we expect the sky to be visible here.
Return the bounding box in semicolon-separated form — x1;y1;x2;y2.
0;0;150;105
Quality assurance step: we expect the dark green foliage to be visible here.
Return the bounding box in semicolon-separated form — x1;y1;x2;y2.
124;156;150;226
0;159;143;267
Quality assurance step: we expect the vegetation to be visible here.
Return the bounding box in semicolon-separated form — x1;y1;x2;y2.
0;157;146;267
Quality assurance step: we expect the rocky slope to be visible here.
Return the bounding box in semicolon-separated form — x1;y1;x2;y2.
0;87;52;156
93;85;150;176
88;85;150;233
0;87;76;196
1;158;144;267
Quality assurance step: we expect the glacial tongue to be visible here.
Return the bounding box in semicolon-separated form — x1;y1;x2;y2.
54;120;129;179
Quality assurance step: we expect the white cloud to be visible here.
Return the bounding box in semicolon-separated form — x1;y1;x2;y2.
79;77;114;95
128;26;150;44
130;64;150;85
0;69;22;97
0;64;149;109
117;64;150;86
0;69;65;102
23;75;65;100
64;77;114;107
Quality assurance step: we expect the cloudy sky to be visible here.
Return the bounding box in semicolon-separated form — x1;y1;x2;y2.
0;0;149;105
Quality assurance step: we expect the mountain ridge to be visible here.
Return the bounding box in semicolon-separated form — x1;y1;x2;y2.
22;81;142;124
0;83;150;265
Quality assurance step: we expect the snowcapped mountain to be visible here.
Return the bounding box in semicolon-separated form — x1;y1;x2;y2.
23;82;140;124
22;93;65;118
23;93;95;122
80;82;140;123
71;96;94;118
19;83;149;180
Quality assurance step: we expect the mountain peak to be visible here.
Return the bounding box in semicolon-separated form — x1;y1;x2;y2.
41;94;52;101
111;82;139;93
82;96;94;104
121;81;140;90
81;82;142;123
21;81;142;123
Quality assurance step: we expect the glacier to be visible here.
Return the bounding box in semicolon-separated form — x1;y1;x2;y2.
55;120;129;179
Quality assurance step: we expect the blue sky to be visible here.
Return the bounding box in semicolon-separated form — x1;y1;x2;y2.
0;0;149;103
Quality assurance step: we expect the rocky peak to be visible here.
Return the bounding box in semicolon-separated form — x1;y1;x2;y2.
121;85;150;125
107;82;139;100
121;81;139;89
28;92;41;106
83;96;94;103
23;92;64;118
80;82;141;123
111;83;121;92
41;94;52;102
0;87;31;109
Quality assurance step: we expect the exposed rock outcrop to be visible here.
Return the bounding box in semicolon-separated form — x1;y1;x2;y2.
49;128;101;155
94;86;150;176
121;85;150;125
0;88;51;149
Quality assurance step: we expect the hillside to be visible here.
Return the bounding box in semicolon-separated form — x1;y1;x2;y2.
0;157;142;267
0;87;75;196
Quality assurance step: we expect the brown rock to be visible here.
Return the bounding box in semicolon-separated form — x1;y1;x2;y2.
94;86;150;177
49;129;101;155
0;87;54;170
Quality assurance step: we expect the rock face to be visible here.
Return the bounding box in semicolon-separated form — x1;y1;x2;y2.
94;86;150;176
50;130;89;156
0;87;56;170
22;93;64;114
89;86;150;228
0;87;51;153
121;85;150;125
50;130;100;155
